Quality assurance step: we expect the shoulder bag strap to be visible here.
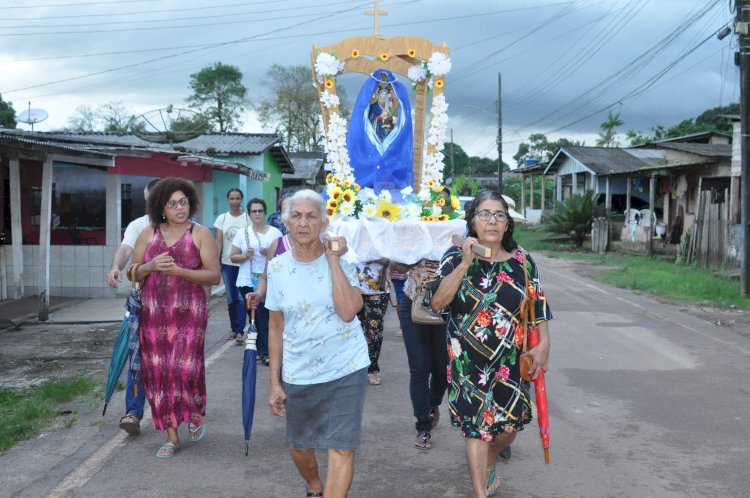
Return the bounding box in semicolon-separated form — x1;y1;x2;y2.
520;251;530;353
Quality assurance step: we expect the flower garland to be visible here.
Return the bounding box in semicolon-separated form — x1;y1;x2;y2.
318;51;460;222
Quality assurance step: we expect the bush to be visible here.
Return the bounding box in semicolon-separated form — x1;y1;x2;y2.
545;190;596;248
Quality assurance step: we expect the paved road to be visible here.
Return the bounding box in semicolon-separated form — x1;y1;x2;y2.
2;254;749;497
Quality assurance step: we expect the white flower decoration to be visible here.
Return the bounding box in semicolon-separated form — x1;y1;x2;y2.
408;64;427;83
362;204;378;218
427;52;452;76
320;90;340;109
338;201;355;217
400;185;414;196
404;203;422;219
315;52;344;80
358;187;377;203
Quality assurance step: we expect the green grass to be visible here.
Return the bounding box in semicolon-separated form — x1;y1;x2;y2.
0;376;97;453
514;225;750;310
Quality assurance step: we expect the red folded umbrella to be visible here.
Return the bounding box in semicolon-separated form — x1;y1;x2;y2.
528;325;550;464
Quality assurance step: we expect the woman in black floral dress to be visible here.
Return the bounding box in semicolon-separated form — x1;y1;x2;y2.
429;191;552;497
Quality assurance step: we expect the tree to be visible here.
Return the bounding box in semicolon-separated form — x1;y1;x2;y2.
97;101;138;132
186;62;248;132
0;94;16;128
545;190;596;248
256;64;349;152
513;133;585;168
626;103;739;146
595;110;623;147
65;105;98;132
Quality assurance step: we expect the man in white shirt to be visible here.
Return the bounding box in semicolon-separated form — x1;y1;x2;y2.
106;178;159;435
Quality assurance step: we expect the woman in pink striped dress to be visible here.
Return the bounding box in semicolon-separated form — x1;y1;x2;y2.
130;178;220;459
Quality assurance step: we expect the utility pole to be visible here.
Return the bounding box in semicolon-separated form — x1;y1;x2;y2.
739;0;750;295
497;72;503;194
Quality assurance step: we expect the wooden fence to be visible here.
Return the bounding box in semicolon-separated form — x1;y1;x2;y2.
687;189;737;269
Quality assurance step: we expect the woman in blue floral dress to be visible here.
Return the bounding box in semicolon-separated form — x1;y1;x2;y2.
429;191;552;497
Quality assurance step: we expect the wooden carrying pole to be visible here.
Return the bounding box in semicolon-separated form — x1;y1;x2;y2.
451;234;491;258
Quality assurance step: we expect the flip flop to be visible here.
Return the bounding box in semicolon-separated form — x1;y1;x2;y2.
156;442;178;459
189;423;206;442
118;414;140;435
486;464;499;497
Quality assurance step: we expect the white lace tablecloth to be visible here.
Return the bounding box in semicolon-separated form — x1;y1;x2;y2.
328;218;466;264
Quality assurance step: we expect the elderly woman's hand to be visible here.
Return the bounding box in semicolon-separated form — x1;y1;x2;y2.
245;291;259;310
460;237;478;269
268;384;287;417
324;235;348;260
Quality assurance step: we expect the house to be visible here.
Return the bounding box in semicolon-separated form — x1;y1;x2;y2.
543;141;733;251
0;130;293;313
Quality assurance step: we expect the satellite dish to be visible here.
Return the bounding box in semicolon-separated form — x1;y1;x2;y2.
17;108;49;125
132;106;207;144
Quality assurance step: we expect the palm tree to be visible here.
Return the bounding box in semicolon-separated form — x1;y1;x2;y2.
596;111;624;147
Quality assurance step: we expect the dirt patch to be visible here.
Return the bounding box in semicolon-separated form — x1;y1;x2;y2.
0;321;116;390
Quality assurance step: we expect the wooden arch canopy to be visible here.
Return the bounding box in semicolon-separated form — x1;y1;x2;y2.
312;35;449;188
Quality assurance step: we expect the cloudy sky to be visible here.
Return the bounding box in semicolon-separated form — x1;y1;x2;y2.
0;0;739;167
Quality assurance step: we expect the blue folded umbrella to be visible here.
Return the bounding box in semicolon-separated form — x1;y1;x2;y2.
242;309;258;455
102;312;130;416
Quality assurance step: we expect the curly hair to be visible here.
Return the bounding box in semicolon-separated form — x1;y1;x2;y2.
146;177;199;224
465;190;517;253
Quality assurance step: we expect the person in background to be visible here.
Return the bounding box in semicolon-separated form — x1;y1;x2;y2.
393;258;448;451
130;178;220;459
429;190;551;497
214;188;248;341
267;187;295;236
389;265;407;337
355;259;391;385
250;189;368;497
231;198;281;362
107;177;159;436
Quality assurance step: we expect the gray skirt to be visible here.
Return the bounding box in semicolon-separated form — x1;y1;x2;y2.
283;367;368;450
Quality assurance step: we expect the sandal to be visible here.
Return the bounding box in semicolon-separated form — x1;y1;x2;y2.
227;333;237;341
305;490;323;497
118;414;141;435
156;442;178;459
429;406;440;428
235;334;245;344
414;431;431;450
367;373;381;385
188;423;206;442
486;464;500;497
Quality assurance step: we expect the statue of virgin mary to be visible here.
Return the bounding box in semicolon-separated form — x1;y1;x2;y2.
347;69;413;191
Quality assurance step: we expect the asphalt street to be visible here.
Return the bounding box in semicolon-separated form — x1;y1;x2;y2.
1;253;749;497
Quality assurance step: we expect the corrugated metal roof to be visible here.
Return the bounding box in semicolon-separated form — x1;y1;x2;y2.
551;147;653;175
0;129;114;158
284;152;324;181
4;131;282;155
650;142;732;158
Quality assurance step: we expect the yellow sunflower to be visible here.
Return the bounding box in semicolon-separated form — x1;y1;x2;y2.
435;79;444;88
438;214;448;221
407;48;416;58
331;174;341;185
342;178;352;188
380;52;389;61
327;198;338;210
434;185;444;193
330;186;343;200
351;49;360;58
435;197;446;207
324;79;335;89
326;173;334;183
426;179;436;189
377;200;401;221
327;208;335;217
342;190;355;203
451;195;461;210
421;215;432;222
354;183;361;192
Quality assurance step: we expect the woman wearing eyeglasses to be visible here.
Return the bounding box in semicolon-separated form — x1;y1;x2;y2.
129;178;221;459
231;198;281;362
428;191;552;497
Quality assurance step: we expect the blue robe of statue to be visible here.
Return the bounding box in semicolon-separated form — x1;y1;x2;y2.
347;69;413;191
